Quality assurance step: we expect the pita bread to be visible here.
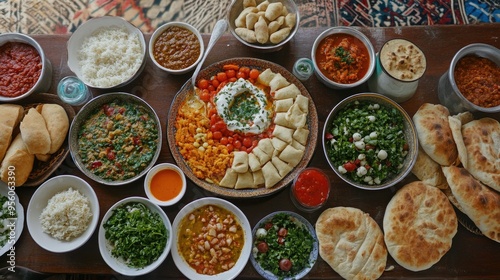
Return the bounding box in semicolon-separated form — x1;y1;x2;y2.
0;133;35;187
0;104;24;162
442;166;500;243
411;147;447;189
20;108;51;155
460;118;500;192
412;103;458;166
383;181;457;271
316;207;387;280
38;103;69;154
448;116;467;168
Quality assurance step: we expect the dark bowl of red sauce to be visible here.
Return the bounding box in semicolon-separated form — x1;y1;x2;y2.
290;167;331;213
311;27;375;90
0;33;52;102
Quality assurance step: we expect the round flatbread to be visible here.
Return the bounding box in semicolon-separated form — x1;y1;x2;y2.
461;118;500;192
316;207;387;280
442;165;500;243
383;181;457;271
412;103;458;166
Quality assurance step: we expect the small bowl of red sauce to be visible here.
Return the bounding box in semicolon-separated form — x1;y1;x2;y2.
0;33;52;102
149;22;204;75
311;27;375;90
290;167;331;212
144;163;186;207
438;43;500;114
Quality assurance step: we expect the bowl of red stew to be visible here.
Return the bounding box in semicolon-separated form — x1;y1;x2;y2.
311;27;375;90
438;43;500;114
290;167;330;212
0;33;52;102
149;22;204;75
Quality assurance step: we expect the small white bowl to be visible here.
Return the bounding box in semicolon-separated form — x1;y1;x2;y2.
149;22;204;75
144;163;186;206
67;16;146;89
0;33;52;102
311;27;376;89
171;197;252;280
26;175;99;253
98;196;172;276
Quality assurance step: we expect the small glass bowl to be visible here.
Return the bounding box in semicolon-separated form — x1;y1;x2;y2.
290;167;331;213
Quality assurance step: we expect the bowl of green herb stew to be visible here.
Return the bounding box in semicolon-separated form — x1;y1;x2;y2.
251;211;318;280
69;92;161;186
98;197;172;276
323;93;418;190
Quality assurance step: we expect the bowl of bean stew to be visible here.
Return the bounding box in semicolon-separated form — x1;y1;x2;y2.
0;33;52;102
149;22;204;75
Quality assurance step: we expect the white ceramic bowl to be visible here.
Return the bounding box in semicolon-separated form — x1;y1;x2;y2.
144;163;186;206
67;16;146;89
171;197;252;280
250;211;318;280
0;181;24;256
311;27;376;89
149;22;204;75
98;196;172;276
0;33;52;102
438;43;500;114
227;0;300;52
26;175;99;253
322;93;418;190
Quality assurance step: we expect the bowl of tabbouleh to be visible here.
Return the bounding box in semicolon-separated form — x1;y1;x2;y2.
322;93;418;190
69;92;162;186
98;196;172;276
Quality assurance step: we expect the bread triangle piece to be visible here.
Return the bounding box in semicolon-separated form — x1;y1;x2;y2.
442;165;500;243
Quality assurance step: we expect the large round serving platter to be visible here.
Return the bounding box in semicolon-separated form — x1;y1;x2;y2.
167;58;318;198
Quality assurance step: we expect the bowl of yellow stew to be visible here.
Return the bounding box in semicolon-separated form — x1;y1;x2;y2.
69;92;162;186
171;197;252;279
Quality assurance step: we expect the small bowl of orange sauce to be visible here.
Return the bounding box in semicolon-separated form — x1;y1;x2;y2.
290;167;331;213
144;163;186;207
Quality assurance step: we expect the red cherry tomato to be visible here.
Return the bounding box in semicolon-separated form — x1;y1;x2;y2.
197;79;209;89
249;68;260;79
278;227;288;237
343;162;357;172
213;131;222;140
242;137;252;148
257;241;269;253
279;258;292;271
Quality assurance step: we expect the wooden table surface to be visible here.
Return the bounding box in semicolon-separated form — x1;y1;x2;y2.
2;23;500;279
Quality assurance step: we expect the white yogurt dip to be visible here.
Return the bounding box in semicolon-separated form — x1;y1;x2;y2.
214;78;272;134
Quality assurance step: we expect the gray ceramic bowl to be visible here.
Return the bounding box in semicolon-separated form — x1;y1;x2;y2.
69;92;161;186
438;43;500;114
227;0;299;52
322;93;418;190
311;27;376;90
0;33;52;102
67;16;146;89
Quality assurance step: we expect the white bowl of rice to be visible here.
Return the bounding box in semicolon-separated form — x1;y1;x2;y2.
67;16;146;89
26;175;99;253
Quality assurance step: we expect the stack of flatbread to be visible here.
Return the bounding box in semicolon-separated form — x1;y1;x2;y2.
0;103;69;186
383;181;457;272
411;103;500;243
316;207;387;280
218;68;310;189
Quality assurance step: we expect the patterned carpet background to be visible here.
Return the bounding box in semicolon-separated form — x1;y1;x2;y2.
0;0;498;35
